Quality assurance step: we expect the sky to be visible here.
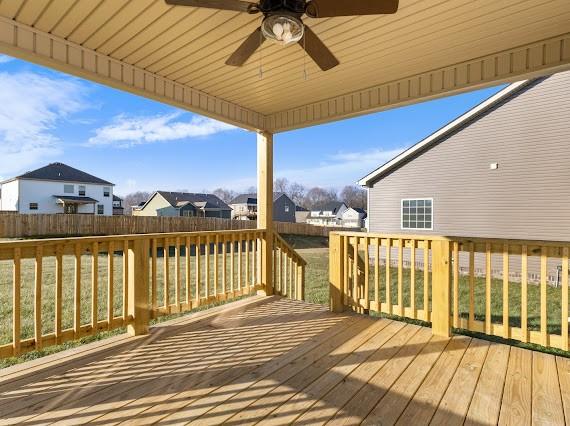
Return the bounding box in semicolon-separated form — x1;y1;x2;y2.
0;53;505;196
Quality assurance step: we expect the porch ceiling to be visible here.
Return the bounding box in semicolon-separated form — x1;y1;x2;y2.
0;0;569;132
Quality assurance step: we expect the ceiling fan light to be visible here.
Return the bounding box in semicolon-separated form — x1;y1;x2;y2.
261;15;304;45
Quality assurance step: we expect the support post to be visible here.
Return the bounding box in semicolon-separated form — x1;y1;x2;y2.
431;239;451;337
329;233;345;312
128;239;149;336
257;131;274;296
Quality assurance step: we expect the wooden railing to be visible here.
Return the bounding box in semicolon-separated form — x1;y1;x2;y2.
330;231;570;351
0;230;305;359
273;233;306;301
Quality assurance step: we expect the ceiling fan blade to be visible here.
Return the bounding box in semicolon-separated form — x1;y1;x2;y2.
299;26;339;71
165;0;254;13
226;27;264;66
306;0;399;18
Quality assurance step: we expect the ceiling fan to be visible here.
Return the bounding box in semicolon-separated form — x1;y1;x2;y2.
165;0;399;71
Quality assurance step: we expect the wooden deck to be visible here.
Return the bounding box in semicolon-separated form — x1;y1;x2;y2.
1;296;569;425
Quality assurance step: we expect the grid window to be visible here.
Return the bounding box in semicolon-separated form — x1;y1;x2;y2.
97;204;104;215
78;185;86;196
402;199;433;230
64;184;74;194
29;203;38;210
103;187;110;197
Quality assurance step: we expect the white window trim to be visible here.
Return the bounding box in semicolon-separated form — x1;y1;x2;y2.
400;198;434;231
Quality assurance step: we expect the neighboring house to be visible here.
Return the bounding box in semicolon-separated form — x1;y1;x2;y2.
295;206;310;224
229;192;296;223
306;202;348;227
0;162;114;216
360;71;570;241
342;207;367;228
112;195;124;216
133;191;231;218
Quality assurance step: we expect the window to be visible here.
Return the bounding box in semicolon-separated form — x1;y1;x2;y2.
401;199;433;230
97;204;104;215
285;204;290;213
78;185;86;196
29;203;38;210
64;184;74;194
103;187;110;197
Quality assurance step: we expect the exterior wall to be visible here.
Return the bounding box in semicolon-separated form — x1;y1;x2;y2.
16;180;113;215
273;196;296;223
156;206;179;217
0;180;19;211
342;209;365;228
133;193;170;217
368;71;570;242
230;203;255;219
295;211;310;223
204;209;231;219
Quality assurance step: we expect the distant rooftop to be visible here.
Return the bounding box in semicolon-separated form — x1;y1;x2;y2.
4;162;113;186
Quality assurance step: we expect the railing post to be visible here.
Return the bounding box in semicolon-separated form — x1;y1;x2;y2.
257;131;274;296
128;239;149;336
431;239;451;337
330;233;345;312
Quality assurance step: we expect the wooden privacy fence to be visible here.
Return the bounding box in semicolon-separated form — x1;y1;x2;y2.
330;231;570;352
0;214;354;238
0;229;305;359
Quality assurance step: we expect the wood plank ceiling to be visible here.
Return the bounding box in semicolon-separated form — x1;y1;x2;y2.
0;0;569;131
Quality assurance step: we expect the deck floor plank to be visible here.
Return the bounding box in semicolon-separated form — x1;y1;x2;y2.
532;352;565;425
464;343;511;426
498;346;533;426
430;338;490;426
0;296;566;426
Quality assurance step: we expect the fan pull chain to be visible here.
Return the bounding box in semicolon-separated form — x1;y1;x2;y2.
303;34;308;80
259;31;263;79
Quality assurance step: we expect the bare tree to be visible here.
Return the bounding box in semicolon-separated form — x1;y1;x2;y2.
274;178;290;193
288;182;306;206
122;191;151;215
303;187;338;209
340;185;367;209
213;188;237;203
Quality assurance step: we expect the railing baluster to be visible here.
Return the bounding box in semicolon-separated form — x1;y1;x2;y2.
398;238;403;316
353;238;358;305
175;237;181;307
108;241;115;328
343;235;349;305
214;234;219;296
238;234;242;291
562;247;569;351
92;242;99;332
386;238;392;315
485;242;491;335
375;238;380;310
12;247;21;356
469;242;475;329
521;245;528;342
541;246;548;346
503;243;509;339
364;237;370;310
55;244;63;342
205;235;210;299
230;234;234;293
410;240;416;318
75;243;82;338
289;256;293;297
122;240;129;321
195;236;201;303
453;241;459;328
185;236;191;305
163;238;170;310
34;246;43;350
222;235;227;294
423;240;429;322
245;234;250;291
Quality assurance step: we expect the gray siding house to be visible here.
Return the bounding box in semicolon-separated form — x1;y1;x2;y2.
133;191;231;219
360;71;570;242
229;192;296;223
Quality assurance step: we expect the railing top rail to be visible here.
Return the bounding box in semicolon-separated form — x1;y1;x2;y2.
0;228;267;249
331;231;570;248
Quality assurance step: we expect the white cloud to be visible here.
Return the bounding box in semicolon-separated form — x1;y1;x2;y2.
0;55;14;64
0;71;87;177
276;148;407;188
88;113;236;148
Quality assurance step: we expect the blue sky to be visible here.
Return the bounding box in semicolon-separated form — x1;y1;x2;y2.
0;53;504;196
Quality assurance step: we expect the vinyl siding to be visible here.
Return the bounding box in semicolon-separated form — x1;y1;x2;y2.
368;71;570;242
